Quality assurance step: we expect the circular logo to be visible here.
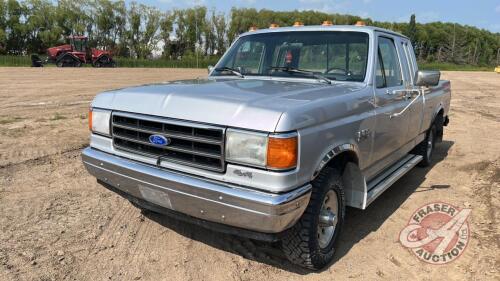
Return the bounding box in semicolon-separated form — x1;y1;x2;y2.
399;202;471;264
149;134;170;146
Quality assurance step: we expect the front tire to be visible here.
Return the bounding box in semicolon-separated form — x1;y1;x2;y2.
281;166;345;270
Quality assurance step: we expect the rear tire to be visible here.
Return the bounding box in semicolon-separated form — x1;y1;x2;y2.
281;166;345;270
415;123;436;167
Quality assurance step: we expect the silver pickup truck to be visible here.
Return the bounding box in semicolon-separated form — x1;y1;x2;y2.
82;24;451;269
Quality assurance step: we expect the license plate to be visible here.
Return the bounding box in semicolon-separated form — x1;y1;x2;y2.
138;184;173;210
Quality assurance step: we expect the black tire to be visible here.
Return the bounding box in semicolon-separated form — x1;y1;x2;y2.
281;166;346;270
415;123;437;167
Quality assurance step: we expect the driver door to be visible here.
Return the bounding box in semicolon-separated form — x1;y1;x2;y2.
370;34;411;172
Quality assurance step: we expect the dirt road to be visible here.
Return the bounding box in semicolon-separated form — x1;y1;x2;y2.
0;68;498;281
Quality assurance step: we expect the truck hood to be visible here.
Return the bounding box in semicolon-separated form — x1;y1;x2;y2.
92;78;365;132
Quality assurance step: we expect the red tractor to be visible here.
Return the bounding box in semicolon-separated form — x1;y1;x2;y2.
45;36;116;67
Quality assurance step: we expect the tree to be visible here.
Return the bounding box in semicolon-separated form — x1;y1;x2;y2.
6;0;27;54
126;2;160;58
159;11;174;57
0;0;7;53
407;14;417;46
25;0;60;53
213;11;226;55
56;0;91;36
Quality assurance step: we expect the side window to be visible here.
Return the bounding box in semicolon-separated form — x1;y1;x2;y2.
376;37;403;88
375;50;386;88
232;41;265;74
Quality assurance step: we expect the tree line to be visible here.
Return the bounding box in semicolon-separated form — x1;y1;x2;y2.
0;0;499;65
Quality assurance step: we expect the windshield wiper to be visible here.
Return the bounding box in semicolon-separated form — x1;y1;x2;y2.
214;66;244;78
268;66;333;84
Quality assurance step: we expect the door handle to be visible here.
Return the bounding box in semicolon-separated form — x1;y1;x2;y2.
386;89;407;96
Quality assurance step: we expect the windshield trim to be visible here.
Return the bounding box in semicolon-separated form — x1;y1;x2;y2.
207;74;369;86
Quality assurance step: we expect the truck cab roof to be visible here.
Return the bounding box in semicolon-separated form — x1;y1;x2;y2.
239;25;409;40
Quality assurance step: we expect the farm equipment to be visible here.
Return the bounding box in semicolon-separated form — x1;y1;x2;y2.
43;36;115;67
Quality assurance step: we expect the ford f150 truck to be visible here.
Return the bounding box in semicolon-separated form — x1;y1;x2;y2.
82;24;451;269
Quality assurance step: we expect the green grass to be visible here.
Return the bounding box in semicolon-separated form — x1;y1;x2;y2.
115;56;220;68
418;62;495;72
0;55;32;67
0;55;220;68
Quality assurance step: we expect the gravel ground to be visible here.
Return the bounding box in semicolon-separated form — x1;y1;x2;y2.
0;68;498;281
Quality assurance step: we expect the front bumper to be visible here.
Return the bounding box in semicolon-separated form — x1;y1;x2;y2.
81;147;311;234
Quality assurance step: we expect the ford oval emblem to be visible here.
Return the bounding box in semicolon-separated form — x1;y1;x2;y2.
149;135;170;146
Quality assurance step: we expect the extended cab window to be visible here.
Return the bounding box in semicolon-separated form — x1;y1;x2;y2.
376;37;403;88
214;31;369;82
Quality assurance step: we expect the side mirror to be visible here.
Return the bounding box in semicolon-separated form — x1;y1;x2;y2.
415;70;440;87
207;65;214;74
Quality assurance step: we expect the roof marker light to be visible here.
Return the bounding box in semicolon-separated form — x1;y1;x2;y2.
322;21;333;26
355;21;366;26
293;21;304;27
269;23;280;28
248;26;258;32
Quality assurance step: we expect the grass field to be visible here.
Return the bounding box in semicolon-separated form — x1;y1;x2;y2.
0;55;220;68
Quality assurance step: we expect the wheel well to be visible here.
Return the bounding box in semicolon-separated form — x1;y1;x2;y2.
435;108;445;141
324;150;359;173
437;108;444;118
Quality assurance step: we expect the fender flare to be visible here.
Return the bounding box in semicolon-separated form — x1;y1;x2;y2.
312;143;359;179
432;103;445;123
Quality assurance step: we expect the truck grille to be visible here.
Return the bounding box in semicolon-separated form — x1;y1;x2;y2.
111;112;225;172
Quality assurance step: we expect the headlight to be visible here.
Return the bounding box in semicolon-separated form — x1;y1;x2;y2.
226;129;268;167
89;108;111;136
225;129;298;170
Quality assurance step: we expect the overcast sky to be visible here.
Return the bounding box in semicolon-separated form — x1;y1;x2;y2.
130;0;500;33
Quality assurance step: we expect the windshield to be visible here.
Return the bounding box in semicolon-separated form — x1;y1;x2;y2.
72;38;87;52
213;31;369;82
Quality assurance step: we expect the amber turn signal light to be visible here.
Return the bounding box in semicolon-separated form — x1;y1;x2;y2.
267;135;298;170
88;108;93;131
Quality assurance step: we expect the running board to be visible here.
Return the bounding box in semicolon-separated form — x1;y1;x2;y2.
364;154;423;207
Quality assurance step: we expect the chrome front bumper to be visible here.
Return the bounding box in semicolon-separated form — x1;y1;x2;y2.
81;147;311;233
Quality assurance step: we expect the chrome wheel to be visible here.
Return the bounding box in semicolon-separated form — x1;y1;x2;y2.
317;190;339;249
426;129;434;160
